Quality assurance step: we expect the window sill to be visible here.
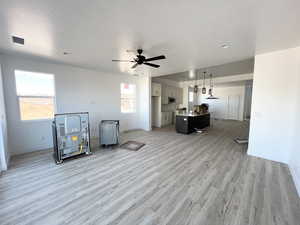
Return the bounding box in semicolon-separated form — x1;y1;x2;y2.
20;118;53;123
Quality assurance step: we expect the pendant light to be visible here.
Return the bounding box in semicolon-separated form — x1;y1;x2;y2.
202;71;207;94
206;73;219;99
208;73;213;95
193;70;198;93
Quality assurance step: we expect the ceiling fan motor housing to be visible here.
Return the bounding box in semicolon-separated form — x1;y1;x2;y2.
136;55;146;64
137;49;143;55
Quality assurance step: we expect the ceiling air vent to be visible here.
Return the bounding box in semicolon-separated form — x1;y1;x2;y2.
12;36;25;45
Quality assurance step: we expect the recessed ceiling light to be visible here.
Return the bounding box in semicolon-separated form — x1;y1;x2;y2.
12;36;24;45
221;43;230;49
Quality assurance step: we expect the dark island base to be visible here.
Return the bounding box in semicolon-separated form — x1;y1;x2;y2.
176;114;210;134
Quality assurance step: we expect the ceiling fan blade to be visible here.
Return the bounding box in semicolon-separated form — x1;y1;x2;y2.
112;60;134;62
144;62;160;68
131;63;139;69
145;55;166;62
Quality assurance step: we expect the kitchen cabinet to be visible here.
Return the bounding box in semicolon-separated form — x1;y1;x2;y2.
161;112;173;126
161;86;168;104
152;82;161;97
169;87;175;98
161;84;183;105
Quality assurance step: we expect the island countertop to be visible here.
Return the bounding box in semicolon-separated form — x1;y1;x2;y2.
176;113;210;117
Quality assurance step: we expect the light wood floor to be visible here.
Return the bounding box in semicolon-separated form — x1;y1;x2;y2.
0;120;299;225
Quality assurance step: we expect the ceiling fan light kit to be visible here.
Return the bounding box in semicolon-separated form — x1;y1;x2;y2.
112;49;166;69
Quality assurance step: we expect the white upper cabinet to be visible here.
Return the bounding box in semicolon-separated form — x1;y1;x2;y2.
161;85;168;104
155;83;183;105
169;87;174;98
151;82;161;97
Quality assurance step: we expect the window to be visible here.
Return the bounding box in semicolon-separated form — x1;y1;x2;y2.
189;91;194;103
15;70;55;121
121;83;136;113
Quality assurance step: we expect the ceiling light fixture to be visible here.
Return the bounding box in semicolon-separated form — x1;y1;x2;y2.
202;71;207;94
221;43;230;49
12;36;24;45
63;52;71;55
193;70;198;93
193;77;198;94
206;73;219;99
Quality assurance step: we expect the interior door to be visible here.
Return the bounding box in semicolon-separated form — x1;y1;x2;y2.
227;95;240;120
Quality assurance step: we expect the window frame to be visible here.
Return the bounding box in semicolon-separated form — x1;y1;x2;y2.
14;70;57;122
120;83;136;114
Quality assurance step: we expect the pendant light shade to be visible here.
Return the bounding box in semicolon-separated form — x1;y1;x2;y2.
194;85;198;93
206;73;219;99
202;71;207;94
207;95;219;99
194;70;201;93
193;70;198;93
208;74;213;95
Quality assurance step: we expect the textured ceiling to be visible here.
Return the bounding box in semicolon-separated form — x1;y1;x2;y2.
0;0;299;76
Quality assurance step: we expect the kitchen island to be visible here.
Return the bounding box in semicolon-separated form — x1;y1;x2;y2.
175;113;210;134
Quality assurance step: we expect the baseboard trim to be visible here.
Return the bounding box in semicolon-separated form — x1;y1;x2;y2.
289;166;300;198
121;128;145;133
247;151;288;164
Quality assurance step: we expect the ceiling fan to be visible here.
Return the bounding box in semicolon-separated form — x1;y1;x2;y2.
112;49;166;69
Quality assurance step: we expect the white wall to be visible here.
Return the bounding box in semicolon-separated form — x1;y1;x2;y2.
290;83;300;196
0;55;9;170
248;47;300;163
287;47;300;196
248;46;300;195
200;85;246;121
1;55;149;155
139;73;151;131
